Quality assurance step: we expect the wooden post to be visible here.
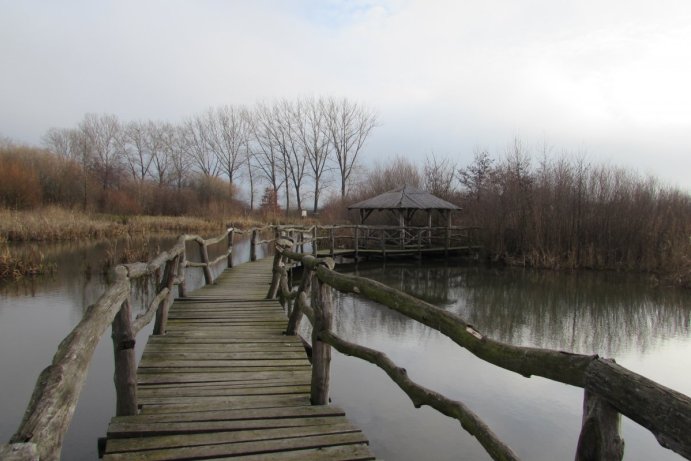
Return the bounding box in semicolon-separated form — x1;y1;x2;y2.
354;225;359;259
398;210;405;248
154;256;178;335
177;237;187;298
112;299;137;416
250;229;258;262
381;229;386;260
267;240;292;299
445;225;450;257
330;227;335;257
417;228;422;258
286;269;313;335
575;389;624;461
227;228;234;268
312;226;318;256
198;238;213;285
310;275;333;405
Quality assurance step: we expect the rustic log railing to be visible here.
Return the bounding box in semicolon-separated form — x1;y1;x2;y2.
274;224;481;259
0;225;278;461
269;238;691;461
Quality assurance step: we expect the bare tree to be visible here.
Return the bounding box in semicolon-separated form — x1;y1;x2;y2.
147;121;174;187
324;97;378;199
42;128;75;159
170;125;193;190
277;99;308;212
206;105;251;186
180;114;219;177
458;147;494;201
79;113;122;192
251;103;285;205
423;153;457;200
118;120;153;182
298;97;332;213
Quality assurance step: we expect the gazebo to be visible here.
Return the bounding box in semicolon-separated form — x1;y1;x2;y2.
348;184;460;228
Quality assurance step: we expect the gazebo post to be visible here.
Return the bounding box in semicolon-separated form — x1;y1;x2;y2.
427;210;433;246
398;210;405;248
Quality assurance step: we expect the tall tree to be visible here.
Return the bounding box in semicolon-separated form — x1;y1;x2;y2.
79;113;122;192
206;105;251;186
324;97;377;199
180;114;219;177
298;97;332;213
251;103;285;205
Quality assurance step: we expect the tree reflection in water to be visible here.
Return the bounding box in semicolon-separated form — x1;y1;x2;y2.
336;260;690;356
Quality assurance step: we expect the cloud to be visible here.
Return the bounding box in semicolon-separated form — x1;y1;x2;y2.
1;0;690;189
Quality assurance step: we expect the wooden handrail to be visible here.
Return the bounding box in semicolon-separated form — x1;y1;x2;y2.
271;240;691;461
2;225;281;460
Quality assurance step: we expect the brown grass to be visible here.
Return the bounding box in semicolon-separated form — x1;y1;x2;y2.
0;244;55;279
0;207;228;242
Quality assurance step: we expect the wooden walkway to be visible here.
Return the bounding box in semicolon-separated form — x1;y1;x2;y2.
102;258;376;461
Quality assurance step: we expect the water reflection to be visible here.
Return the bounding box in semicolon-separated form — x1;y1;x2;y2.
327;260;691;461
343;261;690;356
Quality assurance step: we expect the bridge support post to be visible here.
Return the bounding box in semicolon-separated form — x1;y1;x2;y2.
112;299;137;416
575;389;624;461
227;228;234;268
154;255;178;335
251;229;258;262
311;265;334;405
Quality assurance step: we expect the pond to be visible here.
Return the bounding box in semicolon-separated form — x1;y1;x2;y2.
325;261;690;460
0;244;689;460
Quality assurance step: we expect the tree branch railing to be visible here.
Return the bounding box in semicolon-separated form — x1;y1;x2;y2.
269;238;691;461
1;225;279;461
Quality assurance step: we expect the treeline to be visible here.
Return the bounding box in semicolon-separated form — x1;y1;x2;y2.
325;142;690;282
0;96;376;216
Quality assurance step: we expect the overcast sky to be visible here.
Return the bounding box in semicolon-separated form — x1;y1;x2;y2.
2;0;690;190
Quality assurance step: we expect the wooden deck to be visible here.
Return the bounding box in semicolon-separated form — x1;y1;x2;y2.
102;258;376;461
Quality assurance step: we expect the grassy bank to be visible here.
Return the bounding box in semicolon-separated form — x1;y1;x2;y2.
0;207;271;242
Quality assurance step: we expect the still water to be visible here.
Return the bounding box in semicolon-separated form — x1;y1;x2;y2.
0;244;689;460
326;261;690;461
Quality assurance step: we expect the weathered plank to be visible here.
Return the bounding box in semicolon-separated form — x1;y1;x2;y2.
103;432;370;461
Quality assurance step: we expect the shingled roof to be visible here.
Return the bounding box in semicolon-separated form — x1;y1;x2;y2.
348;185;460;210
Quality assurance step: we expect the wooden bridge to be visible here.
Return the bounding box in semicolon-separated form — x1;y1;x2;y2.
101;257;375;460
2;225;690;461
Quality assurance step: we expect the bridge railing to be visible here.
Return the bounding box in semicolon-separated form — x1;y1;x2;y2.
0;225;279;461
269;238;691;461
276;224;482;258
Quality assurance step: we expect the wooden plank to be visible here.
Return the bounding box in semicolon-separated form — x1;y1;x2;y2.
108;415;354;438
106;423;360;453
137;370;310;385
104;433;370;461
138;384;310;398
112;405;347;425
210;443;376;461
139;395;311;413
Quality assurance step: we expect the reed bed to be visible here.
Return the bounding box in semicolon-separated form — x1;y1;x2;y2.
0;245;55;279
0;207;228;242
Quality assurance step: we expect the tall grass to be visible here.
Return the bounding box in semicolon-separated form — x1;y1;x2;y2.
0;207;228;242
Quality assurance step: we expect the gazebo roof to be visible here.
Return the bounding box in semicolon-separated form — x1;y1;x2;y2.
348;185;460;211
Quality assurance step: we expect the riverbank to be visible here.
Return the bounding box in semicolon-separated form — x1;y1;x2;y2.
0;207;274;279
0;207;231;242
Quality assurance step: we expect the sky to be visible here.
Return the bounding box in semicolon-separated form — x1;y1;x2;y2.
1;0;690;190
